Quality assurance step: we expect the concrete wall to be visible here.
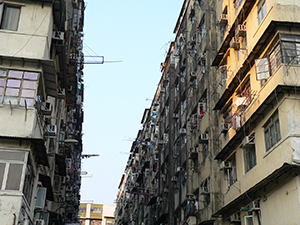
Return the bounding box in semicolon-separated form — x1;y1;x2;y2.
0;2;53;59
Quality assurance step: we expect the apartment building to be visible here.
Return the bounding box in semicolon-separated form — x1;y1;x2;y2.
78;203;115;225
115;0;300;225
0;0;84;224
212;0;300;224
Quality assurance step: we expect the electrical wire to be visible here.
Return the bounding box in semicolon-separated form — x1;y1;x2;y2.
13;0;56;57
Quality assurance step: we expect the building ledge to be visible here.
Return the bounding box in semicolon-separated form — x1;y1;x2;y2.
212;163;300;218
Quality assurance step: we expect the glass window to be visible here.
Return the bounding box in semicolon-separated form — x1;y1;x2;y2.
258;0;267;25
6;163;23;190
0;69;39;106
244;139;256;173
23;158;34;205
264;111;281;151
0;4;21;31
0;163;5;189
229;154;237;186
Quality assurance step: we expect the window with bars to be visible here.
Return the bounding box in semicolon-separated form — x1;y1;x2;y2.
264;111;281;151
0;69;39;107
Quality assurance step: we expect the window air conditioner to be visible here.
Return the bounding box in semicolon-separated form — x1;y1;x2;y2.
173;113;179;119
180;128;187;136
47;124;57;136
249;200;260;211
57;88;65;98
236;24;246;37
35;219;45;225
41;102;53;116
219;161;232;170
52;31;64;41
190;71;197;81
199;133;208;143
171;176;178;182
219;14;228;25
242;136;255;147
230;37;240;50
200;186;210;195
220;123;229;133
230;212;241;222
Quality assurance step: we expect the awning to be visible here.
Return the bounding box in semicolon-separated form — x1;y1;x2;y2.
55;154;66;176
39;174;54;201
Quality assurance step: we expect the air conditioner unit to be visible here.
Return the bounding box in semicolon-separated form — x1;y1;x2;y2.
230;37;240;50
190;72;197;81
35;219;45;225
57;88;65;98
173;113;179;119
200;186;210;195
230;212;241;222
52;30;64;39
219;14;228;25
249;200;260;211
180;128;187;136
41;102;53;116
236;24;246;37
220;123;229;133
219;161;232;170
47;124;57;136
65;186;72;192
171;176;178;182
199;133;208;143
242;136;255;147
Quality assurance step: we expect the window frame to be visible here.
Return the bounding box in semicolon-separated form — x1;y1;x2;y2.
257;0;267;25
0;69;40;107
0;150;28;192
243;136;257;173
264;110;281;151
0;3;21;31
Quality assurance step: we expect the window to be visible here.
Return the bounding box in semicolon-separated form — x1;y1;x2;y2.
203;143;208;162
23;157;34;205
264;111;281;151
234;0;243;12
228;154;237;186
244;136;256;173
257;0;267;25
255;57;270;81
0;69;39;106
0;3;21;31
0;150;27;191
198;17;205;43
199;57;206;77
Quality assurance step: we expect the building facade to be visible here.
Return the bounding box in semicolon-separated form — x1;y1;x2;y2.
115;0;300;225
0;0;85;224
79;203;115;225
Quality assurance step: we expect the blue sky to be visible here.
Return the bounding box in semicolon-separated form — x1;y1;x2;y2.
81;0;183;204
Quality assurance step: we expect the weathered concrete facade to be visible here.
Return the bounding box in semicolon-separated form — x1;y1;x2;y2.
0;0;85;224
115;0;300;224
